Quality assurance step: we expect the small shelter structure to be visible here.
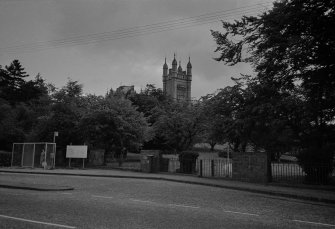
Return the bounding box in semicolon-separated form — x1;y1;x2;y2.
11;142;56;169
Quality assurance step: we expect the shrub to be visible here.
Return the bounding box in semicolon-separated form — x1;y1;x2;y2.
179;151;199;160
178;151;199;174
0;151;11;167
218;150;233;158
298;145;334;184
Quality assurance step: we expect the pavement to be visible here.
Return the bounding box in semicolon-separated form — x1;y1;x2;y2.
0;167;334;204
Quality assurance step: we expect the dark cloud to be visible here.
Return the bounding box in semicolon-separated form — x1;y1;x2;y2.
0;0;271;98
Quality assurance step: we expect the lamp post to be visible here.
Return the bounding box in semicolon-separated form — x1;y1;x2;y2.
52;131;58;169
227;142;230;161
53;131;58;143
227;142;231;176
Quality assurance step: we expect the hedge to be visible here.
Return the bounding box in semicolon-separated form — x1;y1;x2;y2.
0;151;11;167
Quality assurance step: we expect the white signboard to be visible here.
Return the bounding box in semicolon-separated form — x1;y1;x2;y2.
66;145;87;158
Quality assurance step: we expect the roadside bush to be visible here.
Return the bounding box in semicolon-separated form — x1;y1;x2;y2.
298;145;334;184
178;151;199;174
0;151;11;167
218;150;233;158
159;157;169;172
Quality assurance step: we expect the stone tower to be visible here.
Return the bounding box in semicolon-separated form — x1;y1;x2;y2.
162;54;192;102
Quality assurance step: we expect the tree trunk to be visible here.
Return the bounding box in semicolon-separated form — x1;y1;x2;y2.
210;141;216;151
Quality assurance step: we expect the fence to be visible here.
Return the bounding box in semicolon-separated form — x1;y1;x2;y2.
271;163;305;183
162;156;334;184
198;159;232;178
271;162;335;184
161;157;232;178
11;142;56;168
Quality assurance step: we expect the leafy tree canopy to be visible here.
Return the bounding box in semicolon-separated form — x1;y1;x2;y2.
79;95;152;159
152;101;205;153
211;0;335;125
211;0;335;181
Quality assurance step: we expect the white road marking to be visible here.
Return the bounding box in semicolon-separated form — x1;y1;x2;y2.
96;196;256;215
92;195;114;199
0;193;24;196
130;199;200;209
223;210;259;216
129;198;156;204
0;214;76;228
61;192;73;195
168;204;200;209
94;196;199;210
293;219;335;227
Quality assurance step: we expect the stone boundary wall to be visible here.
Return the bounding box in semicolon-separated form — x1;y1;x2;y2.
232;151;269;183
140;150;161;173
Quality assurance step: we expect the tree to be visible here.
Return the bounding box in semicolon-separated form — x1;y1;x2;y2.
5;60;28;86
141;84;166;102
238;77;300;157
0;61;51;150
79;96;152;163
16;74;49;104
52;78;83;102
30;79;85;161
1;61;48;104
0;100;25;150
152;101;205;153
212;0;335;183
0;60;29;103
200;92;230;151
129;84;170;117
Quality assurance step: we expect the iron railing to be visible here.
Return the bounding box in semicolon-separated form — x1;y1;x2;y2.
198;159;232;178
162;157;232;178
161;156;334;184
271;162;335;184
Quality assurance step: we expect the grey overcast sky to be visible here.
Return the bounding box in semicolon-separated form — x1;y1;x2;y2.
0;0;274;99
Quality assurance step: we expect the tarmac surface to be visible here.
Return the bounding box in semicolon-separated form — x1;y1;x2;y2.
0;167;334;204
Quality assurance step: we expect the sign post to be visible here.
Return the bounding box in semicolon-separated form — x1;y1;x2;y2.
227;143;230;161
66;145;87;169
53;131;58;143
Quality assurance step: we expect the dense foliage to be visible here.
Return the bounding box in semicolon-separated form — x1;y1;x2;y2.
0;61;154;164
0;63;206;163
152;101;205;153
211;0;335;183
1;0;333;183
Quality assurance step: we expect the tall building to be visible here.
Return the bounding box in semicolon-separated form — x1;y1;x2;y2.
115;85;135;98
162;54;192;102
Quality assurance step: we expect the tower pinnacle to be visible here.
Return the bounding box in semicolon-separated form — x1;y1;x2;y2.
178;60;183;72
162;55;192;102
163;57;168;69
172;53;177;70
187;56;192;76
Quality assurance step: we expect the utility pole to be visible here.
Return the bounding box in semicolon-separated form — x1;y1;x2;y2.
53;131;58;143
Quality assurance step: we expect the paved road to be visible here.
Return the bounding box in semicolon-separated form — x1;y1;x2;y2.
0;173;335;229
